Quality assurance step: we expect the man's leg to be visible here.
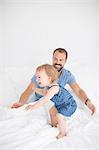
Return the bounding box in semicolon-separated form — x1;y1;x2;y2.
49;106;58;127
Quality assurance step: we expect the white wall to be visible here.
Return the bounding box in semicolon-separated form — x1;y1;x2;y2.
0;0;98;106
97;0;99;100
1;0;97;66
0;1;4;68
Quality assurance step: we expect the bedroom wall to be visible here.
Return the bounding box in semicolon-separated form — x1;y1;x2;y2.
97;0;99;102
0;1;4;68
1;0;97;67
0;0;98;106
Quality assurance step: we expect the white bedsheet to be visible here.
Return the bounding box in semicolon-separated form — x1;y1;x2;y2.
0;102;99;150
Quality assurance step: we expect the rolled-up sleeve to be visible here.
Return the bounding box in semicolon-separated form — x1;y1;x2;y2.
67;71;76;85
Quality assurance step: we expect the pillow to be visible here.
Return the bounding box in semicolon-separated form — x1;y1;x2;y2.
0;66;33;106
0;71;18;106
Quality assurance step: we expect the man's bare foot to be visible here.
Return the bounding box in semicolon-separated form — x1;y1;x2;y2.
56;133;67;139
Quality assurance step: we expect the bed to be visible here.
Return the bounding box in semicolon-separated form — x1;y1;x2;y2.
0;66;99;150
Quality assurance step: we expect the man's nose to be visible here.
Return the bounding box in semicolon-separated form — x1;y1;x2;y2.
56;60;60;64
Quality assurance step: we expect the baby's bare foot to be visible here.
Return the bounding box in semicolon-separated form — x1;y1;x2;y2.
49;123;57;127
56;133;67;139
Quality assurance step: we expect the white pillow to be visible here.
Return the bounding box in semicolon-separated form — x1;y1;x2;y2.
0;71;18;106
0;66;34;106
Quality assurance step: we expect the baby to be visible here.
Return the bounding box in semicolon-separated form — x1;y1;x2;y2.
25;64;77;139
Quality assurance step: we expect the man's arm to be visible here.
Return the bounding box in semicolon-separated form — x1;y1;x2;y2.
11;82;35;108
69;82;96;115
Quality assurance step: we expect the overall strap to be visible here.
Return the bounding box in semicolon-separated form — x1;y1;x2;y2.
49;84;59;89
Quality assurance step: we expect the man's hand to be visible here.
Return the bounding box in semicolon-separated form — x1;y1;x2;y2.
86;100;96;115
25;105;34;111
11;102;23;109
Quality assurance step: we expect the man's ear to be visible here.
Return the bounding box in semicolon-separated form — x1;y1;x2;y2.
65;59;67;63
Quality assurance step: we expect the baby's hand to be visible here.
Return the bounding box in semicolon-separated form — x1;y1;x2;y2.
25;105;34;111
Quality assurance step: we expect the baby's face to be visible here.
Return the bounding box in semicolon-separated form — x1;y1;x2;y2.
35;70;51;87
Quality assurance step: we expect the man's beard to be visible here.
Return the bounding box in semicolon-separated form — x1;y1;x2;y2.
53;64;63;72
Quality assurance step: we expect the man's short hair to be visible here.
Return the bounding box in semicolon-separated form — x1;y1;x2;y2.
53;48;68;59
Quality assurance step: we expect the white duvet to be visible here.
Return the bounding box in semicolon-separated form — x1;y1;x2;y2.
0;102;99;150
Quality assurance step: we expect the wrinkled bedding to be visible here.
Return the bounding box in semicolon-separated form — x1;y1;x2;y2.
0;102;99;150
0;66;99;150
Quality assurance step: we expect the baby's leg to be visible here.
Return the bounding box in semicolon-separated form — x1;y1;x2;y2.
49;106;58;127
56;114;67;139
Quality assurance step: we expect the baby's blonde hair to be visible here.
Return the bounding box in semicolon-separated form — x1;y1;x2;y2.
36;64;58;83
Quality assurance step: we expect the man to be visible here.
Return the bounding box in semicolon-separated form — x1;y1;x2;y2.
11;48;96;126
